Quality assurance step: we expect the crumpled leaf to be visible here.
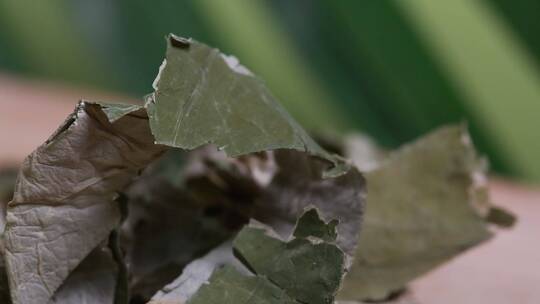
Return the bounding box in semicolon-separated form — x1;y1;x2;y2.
2;34;364;303
4;103;165;304
339;125;515;301
154;208;347;304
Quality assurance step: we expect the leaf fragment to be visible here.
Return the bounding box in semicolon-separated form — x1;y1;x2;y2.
164;208;347;304
147;34;336;164
339;125;515;301
233;210;345;304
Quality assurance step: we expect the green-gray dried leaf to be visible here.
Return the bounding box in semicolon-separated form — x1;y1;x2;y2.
147;35;336;165
178;208;346;304
339;125;514;301
234;210;345;304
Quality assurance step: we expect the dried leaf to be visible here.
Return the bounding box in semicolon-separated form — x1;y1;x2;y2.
155;208;347;304
4;103;164;304
339;125;514;301
233;210;345;304
147;35;337;166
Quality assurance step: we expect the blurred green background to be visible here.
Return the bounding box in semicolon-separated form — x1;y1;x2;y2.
0;0;539;181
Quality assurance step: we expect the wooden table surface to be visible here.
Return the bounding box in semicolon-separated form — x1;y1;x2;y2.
1;74;539;303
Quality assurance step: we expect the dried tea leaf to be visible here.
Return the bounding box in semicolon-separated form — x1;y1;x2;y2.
158;208;347;304
339;125;514;301
3;103;165;304
233;209;345;304
147;35;337;166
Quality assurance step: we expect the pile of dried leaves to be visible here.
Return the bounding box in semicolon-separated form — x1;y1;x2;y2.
0;35;514;304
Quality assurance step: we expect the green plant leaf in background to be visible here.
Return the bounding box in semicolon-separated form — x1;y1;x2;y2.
1;0;539;181
0;0;110;88
397;0;540;181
